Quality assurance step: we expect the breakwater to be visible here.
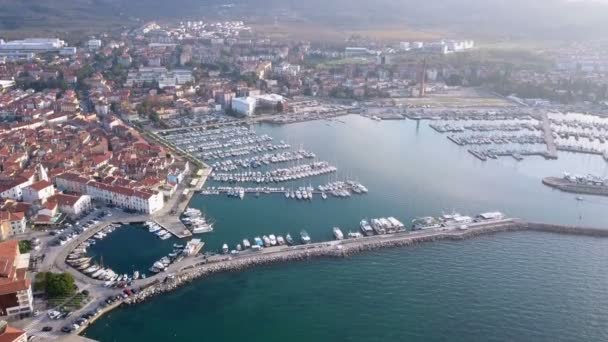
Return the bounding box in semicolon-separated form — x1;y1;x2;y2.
119;219;608;307
542;177;608;196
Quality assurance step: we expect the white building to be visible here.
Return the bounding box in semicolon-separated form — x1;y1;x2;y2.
232;97;257;116
21;180;55;204
86;181;164;214
0;38;66;52
126;67;193;88
87;39;102;50
54;172;89;194
49;193;92;218
0;178;32;201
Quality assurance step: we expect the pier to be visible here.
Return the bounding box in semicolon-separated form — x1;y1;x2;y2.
119;218;608;306
542;177;608;196
540;112;558;159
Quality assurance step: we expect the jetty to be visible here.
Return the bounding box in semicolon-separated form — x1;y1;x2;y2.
542;177;608;196
540;112;558;159
120;218;608;306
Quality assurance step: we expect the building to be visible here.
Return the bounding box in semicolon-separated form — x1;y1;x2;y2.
345;47;370;56
0;212;26;240
0;240;33;317
0;178;32;202
0;322;26;342
0;38;66;53
0;80;15;92
126;67;193;88
21;180;54;204
86;181;164;214
86;39;102;50
231;97;256;116
54;173;90;194
47;194;92;218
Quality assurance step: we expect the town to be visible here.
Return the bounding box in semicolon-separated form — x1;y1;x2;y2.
0;15;607;342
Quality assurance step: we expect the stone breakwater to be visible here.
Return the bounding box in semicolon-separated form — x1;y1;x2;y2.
120;220;608;307
124;220;528;305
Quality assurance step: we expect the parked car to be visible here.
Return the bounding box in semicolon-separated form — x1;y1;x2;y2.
41;326;53;332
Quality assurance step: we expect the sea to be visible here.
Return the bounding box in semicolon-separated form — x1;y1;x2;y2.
84;115;608;341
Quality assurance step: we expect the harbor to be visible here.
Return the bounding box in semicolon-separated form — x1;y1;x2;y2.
542;173;608;196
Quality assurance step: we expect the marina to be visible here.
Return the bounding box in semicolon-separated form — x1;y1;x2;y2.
542;173;608;196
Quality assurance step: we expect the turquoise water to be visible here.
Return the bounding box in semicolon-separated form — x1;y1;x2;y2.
85;115;608;341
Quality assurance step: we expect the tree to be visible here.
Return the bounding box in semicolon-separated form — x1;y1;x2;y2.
18;240;31;253
34;272;76;298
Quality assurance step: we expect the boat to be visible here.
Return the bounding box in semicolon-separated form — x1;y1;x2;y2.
133;271;140;280
160;233;171;240
348;231;363;239
222;244;229;254
333;227;344;240
277;235;285;245
173;244;184;249
239;188;245;200
285;191;290;199
243;239;251;249
359;220;374;236
300;230;311;244
262;235;271;247
576;196;584;201
321;192;327;200
295;190;302;200
236;244;242;251
411;216;442;230
285;234;294;245
269;234;277;246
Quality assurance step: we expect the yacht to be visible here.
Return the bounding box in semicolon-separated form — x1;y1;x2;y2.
285;234;294;245
300;230;311;244
333;227;344;240
295;190;302;200
239;188;245;200
411;216;442;230
254;237;264;247
262;235;271;247
277;235;285;245
222;244;229;254
269;234;277;246
321;192;327;200
243;239;251;249
348;231;363;239
236;244;242;251
359;220;374;236
133;271;140;280
285;190;290;199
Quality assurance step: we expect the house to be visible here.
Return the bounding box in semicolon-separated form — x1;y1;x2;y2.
0;212;26;240
0;240;33;317
21;181;54;204
0;322;26;342
53;173;89;194
86;181;164;214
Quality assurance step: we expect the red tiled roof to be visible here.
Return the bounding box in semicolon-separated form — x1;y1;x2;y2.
0;240;30;296
0;325;26;342
27;180;52;192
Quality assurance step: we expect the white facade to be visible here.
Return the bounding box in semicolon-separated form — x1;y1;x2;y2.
22;182;54;204
87;39;102;49
232;97;256;116
86;181;164;214
0;180;32;201
0;38;66;52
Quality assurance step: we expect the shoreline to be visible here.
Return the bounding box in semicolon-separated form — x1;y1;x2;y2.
78;218;608;337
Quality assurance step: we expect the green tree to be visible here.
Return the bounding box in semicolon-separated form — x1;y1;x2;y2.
18;240;31;253
34;272;76;298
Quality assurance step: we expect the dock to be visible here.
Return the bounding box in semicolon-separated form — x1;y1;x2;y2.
542;177;608;196
540;112;558;159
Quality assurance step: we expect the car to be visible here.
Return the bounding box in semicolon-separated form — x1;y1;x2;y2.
61;326;73;333
42;326;53;332
71;323;80;330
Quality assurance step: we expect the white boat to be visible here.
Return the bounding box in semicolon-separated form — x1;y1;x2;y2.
321;192;327;200
222;244;229;254
277;236;285;245
262;235;271;247
295;191;302;200
133;271;140;280
333;227;344;240
269;234;277;246
243;239;251;249
348;231;363;238
359;220;374;236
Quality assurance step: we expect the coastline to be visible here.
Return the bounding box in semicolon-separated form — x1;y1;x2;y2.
542;177;608;196
78;218;608;337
